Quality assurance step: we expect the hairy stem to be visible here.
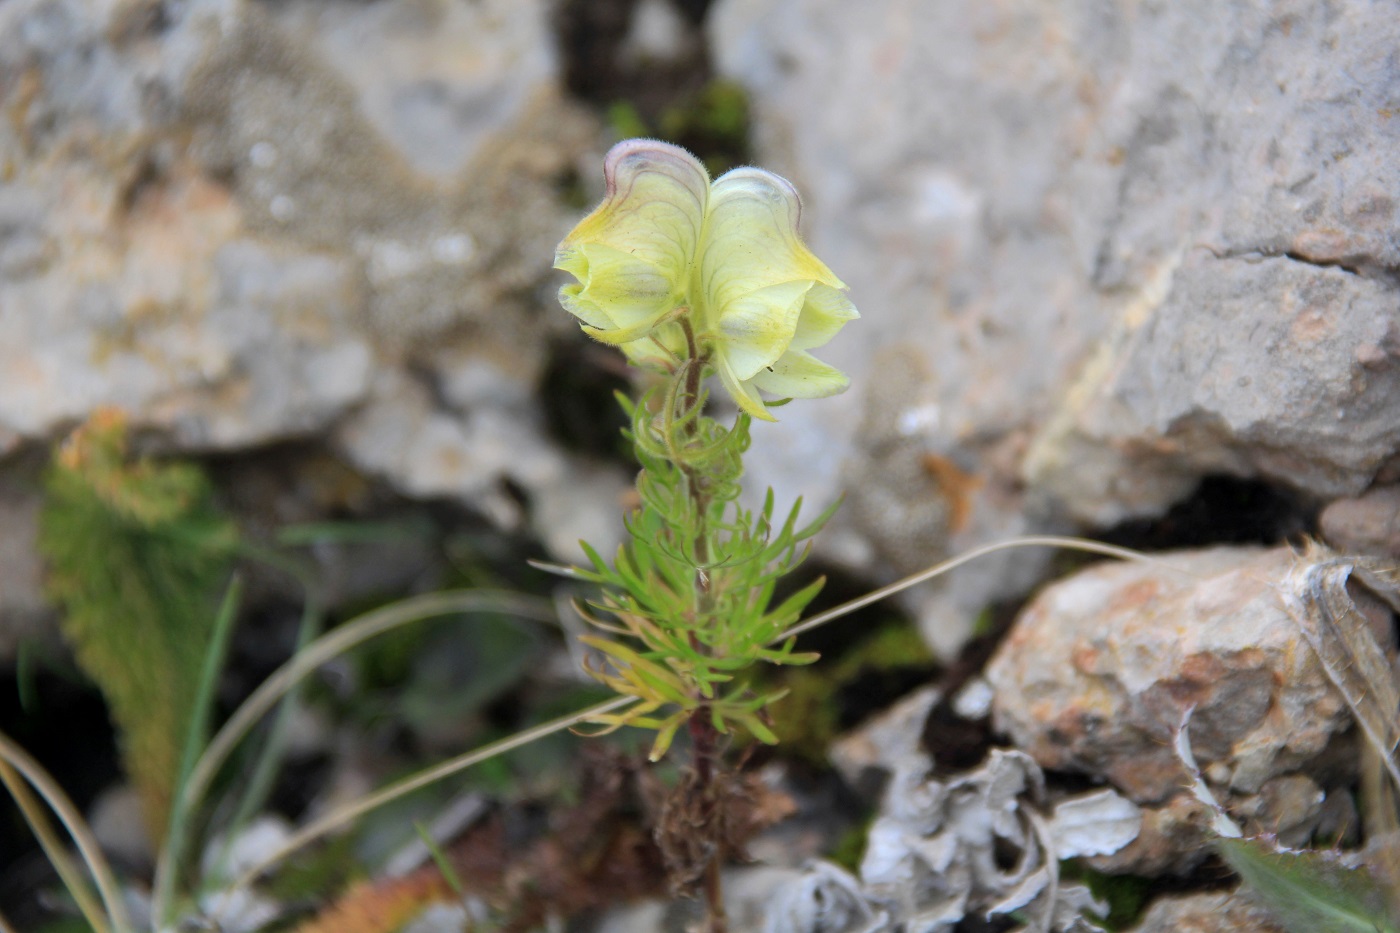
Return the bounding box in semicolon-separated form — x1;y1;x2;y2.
671;319;729;931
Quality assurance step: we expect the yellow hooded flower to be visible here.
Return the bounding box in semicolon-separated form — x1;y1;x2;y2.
555;139;858;421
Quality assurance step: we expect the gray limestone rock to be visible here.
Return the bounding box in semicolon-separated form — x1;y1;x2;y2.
1321;485;1400;558
1025;252;1400;524
1126;889;1287;933
711;0;1400;650
0;0;618;571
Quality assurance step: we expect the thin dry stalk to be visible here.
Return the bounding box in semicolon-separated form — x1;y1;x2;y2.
0;730;133;933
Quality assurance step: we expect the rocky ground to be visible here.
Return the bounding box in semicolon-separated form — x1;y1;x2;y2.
1;0;1398;930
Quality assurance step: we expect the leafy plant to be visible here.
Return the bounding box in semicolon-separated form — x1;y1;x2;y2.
37;409;238;841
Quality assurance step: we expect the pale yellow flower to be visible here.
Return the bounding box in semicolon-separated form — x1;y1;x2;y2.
556;139;857;421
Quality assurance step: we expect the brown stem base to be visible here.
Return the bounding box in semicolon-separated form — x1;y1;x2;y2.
687;710;727;933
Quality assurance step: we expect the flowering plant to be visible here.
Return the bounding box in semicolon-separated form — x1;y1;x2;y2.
552;138;858;927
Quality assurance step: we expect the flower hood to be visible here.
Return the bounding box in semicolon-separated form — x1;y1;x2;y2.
555;139;858;421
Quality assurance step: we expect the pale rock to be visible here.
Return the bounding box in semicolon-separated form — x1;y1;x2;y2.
711;0;1400;653
1321;485;1400;558
0;0;619;594
268;0;557;180
400;904;470;933
88;784;154;870
986;547;1357;868
1084;792;1212;877
334;369;556;528
622;0;695;64
1048;789;1142;859
1127;889;1287;933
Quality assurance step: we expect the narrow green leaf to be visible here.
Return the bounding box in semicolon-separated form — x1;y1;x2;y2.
1217;837;1398;933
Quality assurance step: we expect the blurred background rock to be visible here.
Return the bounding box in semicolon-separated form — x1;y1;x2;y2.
2;0;1398;666
3;1;1400;929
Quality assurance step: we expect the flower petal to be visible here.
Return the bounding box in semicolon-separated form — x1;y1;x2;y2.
620;320;688;370
749;349;850;399
714;279;812;380
697;167;844;321
558;242;676;343
713;347;777;422
555;139;710;341
790;283;859;352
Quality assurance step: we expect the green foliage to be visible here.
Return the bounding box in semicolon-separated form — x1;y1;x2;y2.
1059;861;1152;931
1216;836;1400;933
564;378;834;760
657;79;751;175
762;621;932;765
606;79;752;176
827;821;872;874
37;412;238;839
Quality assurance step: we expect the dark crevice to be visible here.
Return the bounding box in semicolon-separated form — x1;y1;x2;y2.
1282;249;1364;277
1203;243;1400;283
550;0;750;173
537;335;632;459
1277;250;1400;287
0;670;122;926
1096;474;1318;552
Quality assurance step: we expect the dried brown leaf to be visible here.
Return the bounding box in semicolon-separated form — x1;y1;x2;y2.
1281;546;1400;806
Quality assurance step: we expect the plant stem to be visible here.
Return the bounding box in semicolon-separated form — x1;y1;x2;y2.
673;318;727;932
687;711;728;932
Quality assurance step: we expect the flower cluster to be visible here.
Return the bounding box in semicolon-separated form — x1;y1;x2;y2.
554;139;858;420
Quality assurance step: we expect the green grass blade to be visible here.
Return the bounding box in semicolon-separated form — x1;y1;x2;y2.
1218;837;1397;933
155;573;243;924
218;548;327;862
414;820;468;900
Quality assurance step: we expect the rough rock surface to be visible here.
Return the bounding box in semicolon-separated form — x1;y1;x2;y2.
1321;485;1400;558
711;0;1400;649
986;547;1358;871
0;0;621;568
1127;889;1287;933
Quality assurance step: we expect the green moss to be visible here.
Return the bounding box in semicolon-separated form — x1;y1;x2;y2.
1059;861;1153;930
762;619;934;766
609;79;753;177
657;79;751;175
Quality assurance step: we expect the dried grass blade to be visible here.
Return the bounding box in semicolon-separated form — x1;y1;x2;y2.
1282;549;1400;798
0;730;133;933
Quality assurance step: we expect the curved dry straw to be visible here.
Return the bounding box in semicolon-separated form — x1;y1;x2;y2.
779;535;1177;641
222;694;635;899
0;730;135;933
153;589;561;926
